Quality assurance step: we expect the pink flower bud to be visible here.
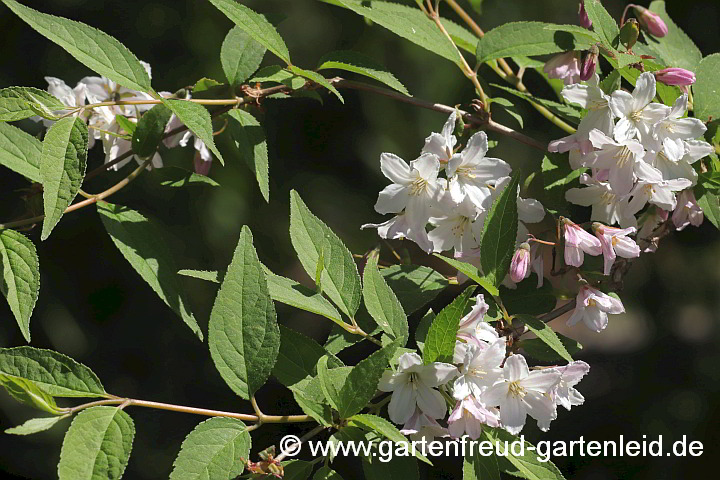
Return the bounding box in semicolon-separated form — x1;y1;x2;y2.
633;5;668;37
563;218;602;267
654;67;696;86
672;189;703;231
510;242;530;283
578;2;592;28
580;46;599;81
194;151;212;176
543;51;581;86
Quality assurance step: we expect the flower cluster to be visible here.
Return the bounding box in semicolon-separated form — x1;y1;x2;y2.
379;294;591;439
364;113;546;287
38;64;213;174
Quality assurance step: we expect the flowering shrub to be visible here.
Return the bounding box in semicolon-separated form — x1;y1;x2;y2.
0;0;718;479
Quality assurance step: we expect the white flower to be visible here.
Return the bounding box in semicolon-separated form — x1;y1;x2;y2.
400;408;448;442
609;72;670;142
585;129;646;196
422;111;457;162
654;94;706;160
644;142;698;185
361;213;433;253
482;355;560;434
378;352;457;424
447;396;500;439
592;223;640;275
672;189;704;231
562;218;602;267
374;152;440;235
456;294;492;344
566;173;635;227
547;361;590;411
428;197;483;253
626;163;693;215
567;285;624;332
453;340;505;400
446;131;511;206
562;73;614;138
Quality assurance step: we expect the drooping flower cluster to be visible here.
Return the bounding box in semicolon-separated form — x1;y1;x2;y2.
381;294;591;439
38;64;213;174
364;113;546;286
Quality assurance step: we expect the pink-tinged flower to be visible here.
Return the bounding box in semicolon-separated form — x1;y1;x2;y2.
672;189;704;231
543;51;582;86
547;361;590;411
579;46;599;82
400;408;448;442
510;242;530;283
578;2;592;28
567;285;624;332
448;396;500;439
654;68;696;86
593;223;640;275
633;5;668;37
637;207;669;253
563;218;602;267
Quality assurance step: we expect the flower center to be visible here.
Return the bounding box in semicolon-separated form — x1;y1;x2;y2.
408;372;419;390
410;177;429;196
588;99;607;111
508;381;527;398
470;367;487;378
452;216;470;237
600;191;616;205
614;146;633;167
629;109;643;122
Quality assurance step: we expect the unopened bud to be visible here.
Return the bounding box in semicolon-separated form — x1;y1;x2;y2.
578;2;592;28
580;45;599;81
510;243;531;283
193;151;212;176
654;67;696;86
633;5;668;37
619;18;640;50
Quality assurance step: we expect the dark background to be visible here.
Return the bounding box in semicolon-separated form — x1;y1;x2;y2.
1;0;719;478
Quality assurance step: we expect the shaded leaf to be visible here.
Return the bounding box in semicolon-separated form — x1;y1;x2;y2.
423;286;476;364
0;374;61;414
520;333;583;363
0;86;66;121
162;99;224;165
692;53;720;123
0;230;40;342
221;26;266;86
318;50;409;95
517;314;573;363
289;66;344;103
432;254;499;296
0;122;42;182
363;252;408;344
5;414;69;435
227;109;269;201
132;103;172;158
480;173;520;287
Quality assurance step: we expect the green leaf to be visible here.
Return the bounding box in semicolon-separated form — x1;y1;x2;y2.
114;115;136;136
132;103;172;158
40;116;88;240
148;166;220;188
266;272;345;327
542;153;583;216
463;433;500;480
0;374;62;414
273;325;343;388
517;314;573;363
443;18;480;56
250;65;306;89
169;417;250;480
583;0;619;49
283;460;315;480
5;414;69;435
348;413;432;465
432;254;499;296
692;53;720;123
695;185;720;229
0;122;42;182
318;50;409;96
699;172;720;192
380;264;448;314
289;375;334;426
289;66;344;103
500;276;555;315
208;0;291;64
490;84;581;126
2;0;151;93
58;406;135;480
476;22;598;64
324;310;380;354
609;56;681;106
178;269;221;283
646;1;702;72
520;333;583;363
363;453;419;480
485;427;566;480
423;286;476;364
221;26;266;86
363;252;408;344
227;109;269;201
314;466;344;480
208;226;280;399
0;229;40;342
0;346;105;397
329;0;463;67
480;173;520;287
97;202;203;339
492;97;524;129
467;0;484;14
0;86;66;121
161;99;224;165
414;309;434;353
599;70;621;95
289;190;362;318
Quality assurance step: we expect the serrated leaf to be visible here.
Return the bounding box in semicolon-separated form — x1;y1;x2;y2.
289;66;344;103
266;272;345;327
97;202;203;340
0;230;40;342
314;466;344;480
114;115;136;136
289;190;362;318
348;413;431;465
414;309;434;353
583;0;619;49
490;84;581;126
692;53;720;124
148;166;220;188
463;433;500;480
58;406;135;480
480;172;520;287
227;109;269;201
432;254;499;296
0;122;42;183
324;310;380;354
318;50;409;96
599;70;621;95
476;22;598;64
0;346;105;397
363;253;408;345
2;0;151;93
520;333;583;363
178;269;221;283
221;26;266;86
695;185;720;229
485;427;566;480
169;417;250;480
492;97;524;129
289;375;334;426
283;460;315;480
274;325;343;388
0;374;62;414
500;276;555;315
380;264;448;314
208;226;280;399
250;65;306;89
517;314;573;363
423;286;476;364
542;153;583;216
208;0;291;64
132;103;172;158
608;56;681;106
5;414;69;435
162;99;224;165
40;116;88;240
0;86;66;121
646;1;702;72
